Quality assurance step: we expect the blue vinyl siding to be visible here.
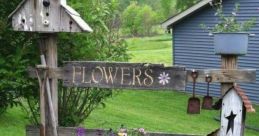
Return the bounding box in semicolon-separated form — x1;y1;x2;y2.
173;0;259;103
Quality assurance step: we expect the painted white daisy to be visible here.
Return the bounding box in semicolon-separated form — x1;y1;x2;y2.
158;72;171;85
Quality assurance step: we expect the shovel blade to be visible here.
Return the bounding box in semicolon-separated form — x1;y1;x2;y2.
187;97;200;114
202;96;213;110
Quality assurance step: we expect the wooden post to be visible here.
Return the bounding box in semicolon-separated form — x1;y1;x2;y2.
38;56;46;136
40;34;58;136
9;1;92;136
220;55;246;136
220;55;237;95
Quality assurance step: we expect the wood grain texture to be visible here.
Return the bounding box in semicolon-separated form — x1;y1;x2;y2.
26;126;199;136
40;34;58;136
38;56;46;136
221;56;237;95
28;62;187;91
9;0;92;32
186;69;256;83
220;89;244;136
219;55;245;136
29;68;256;84
63;62;187;91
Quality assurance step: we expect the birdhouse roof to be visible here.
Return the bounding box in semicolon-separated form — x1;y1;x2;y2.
61;4;93;32
224;85;255;113
8;0;93;33
8;0;26;18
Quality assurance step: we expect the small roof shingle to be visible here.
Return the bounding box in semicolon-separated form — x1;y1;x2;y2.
234;85;255;113
223;85;256;113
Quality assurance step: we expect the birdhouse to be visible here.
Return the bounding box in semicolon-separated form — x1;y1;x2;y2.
220;86;255;136
8;0;93;33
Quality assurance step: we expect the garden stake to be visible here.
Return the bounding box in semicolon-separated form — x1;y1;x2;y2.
39;55;58;136
187;70;200;114
202;75;213;110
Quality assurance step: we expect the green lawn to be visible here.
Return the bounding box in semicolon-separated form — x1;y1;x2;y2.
0;107;29;136
127;35;172;66
84;91;259;135
0;35;258;136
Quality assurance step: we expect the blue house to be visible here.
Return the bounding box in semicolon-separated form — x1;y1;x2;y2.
162;0;259;103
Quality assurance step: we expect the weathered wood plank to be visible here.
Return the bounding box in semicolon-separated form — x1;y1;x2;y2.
28;62;186;91
28;67;256;86
28;67;64;79
26;126;199;136
63;62;187;91
220;89;244;136
221;56;237;95
40;34;58;136
9;0;92;32
187;69;256;83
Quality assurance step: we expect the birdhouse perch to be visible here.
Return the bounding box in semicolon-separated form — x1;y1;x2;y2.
8;0;93;33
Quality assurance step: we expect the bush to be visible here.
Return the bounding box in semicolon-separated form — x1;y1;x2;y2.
0;0;39;115
0;0;129;127
58;87;113;126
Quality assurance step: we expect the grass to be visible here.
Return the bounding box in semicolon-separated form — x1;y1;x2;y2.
84;91;220;135
0;35;258;136
127;35;172;66
0;107;28;136
84;91;259;135
84;35;259;135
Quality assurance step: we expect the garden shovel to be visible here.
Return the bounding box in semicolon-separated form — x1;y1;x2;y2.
187;70;200;114
202;75;213;110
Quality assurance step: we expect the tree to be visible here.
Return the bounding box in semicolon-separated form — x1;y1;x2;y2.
0;0;129;127
58;0;130;126
122;2;159;36
160;0;176;19
176;0;200;12
121;1;140;36
135;5;158;36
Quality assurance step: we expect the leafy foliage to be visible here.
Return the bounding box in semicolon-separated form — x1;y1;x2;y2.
58;87;113;126
121;2;159;36
176;0;200;12
201;3;256;33
0;0;39;115
160;0;176;19
57;0;129;126
0;0;129;128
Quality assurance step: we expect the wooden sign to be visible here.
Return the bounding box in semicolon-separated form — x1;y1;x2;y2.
186;69;256;83
62;62;186;91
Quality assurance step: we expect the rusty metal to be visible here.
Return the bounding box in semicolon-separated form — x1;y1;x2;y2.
234;85;255;113
187;70;200;114
202;75;213;110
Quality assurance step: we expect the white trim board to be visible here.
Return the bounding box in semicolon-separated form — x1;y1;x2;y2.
162;0;214;29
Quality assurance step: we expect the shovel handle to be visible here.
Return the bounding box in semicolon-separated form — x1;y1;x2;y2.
206;75;212;96
191;70;198;97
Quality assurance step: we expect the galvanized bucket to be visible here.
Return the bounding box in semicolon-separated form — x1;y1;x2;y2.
213;32;249;55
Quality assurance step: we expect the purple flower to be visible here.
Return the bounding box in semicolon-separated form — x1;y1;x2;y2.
77;128;86;136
